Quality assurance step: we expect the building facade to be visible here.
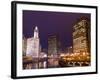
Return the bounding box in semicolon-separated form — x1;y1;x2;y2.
73;18;90;53
48;35;60;56
48;35;60;67
22;36;27;56
26;26;40;58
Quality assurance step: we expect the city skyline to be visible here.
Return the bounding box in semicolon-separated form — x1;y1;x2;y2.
23;12;91;69
23;10;90;50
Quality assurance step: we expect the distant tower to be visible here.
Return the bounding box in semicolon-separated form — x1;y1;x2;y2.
26;26;40;58
48;35;58;56
48;35;60;68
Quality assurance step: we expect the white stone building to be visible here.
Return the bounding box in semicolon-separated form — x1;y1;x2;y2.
26;26;40;58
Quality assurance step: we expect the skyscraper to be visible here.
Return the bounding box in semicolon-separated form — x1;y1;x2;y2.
48;35;60;68
48;35;60;56
73;17;90;53
26;26;40;58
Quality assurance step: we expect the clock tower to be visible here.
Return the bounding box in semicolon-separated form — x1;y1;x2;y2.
26;26;40;58
32;26;40;57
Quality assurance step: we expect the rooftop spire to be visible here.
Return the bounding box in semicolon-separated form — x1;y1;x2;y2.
34;26;39;38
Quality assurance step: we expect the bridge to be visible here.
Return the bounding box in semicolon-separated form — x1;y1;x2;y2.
23;56;48;69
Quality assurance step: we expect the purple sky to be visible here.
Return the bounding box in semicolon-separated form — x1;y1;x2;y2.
23;10;90;50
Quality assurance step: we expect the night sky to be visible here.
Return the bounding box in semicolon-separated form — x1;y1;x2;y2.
23;10;90;50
